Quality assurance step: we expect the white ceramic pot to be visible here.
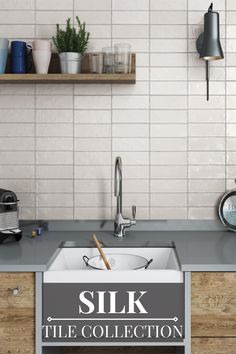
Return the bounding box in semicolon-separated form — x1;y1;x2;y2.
59;52;82;74
32;40;52;51
33;50;51;74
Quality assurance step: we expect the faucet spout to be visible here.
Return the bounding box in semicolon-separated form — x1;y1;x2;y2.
113;156;136;237
114;156;122;214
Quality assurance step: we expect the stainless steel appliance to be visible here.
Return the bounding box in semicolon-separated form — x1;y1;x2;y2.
0;188;22;243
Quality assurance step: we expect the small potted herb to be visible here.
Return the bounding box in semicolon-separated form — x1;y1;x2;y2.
52;17;90;74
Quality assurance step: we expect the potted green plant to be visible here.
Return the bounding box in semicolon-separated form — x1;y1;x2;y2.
52;17;90;74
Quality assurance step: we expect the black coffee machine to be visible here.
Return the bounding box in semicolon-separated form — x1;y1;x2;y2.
0;188;22;244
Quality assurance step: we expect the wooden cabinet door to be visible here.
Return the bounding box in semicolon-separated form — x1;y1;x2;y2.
192;338;236;354
0;273;35;354
192;272;236;337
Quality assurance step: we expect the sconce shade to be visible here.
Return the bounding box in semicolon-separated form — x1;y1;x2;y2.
199;3;224;60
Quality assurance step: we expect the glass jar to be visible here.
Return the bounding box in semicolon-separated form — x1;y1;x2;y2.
114;43;131;74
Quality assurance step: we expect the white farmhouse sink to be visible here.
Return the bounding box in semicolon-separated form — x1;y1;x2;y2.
44;247;183;283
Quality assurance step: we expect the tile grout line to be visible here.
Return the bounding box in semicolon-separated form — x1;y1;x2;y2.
73;0;75;219
34;0;37;219
187;0;189;220
73;87;75;220
149;0;151;220
110;0;113;220
225;0;227;194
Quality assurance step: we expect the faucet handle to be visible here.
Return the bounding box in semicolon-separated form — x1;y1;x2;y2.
132;205;136;220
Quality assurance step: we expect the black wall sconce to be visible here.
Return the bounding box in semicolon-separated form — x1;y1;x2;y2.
196;3;224;100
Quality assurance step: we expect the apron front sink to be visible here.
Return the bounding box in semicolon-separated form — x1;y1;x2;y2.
44;246;183;283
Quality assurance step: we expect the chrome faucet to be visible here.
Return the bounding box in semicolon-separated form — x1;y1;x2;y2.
114;156;136;237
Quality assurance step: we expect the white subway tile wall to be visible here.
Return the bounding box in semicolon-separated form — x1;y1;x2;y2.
0;0;232;220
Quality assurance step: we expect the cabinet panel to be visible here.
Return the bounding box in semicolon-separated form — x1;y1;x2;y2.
43;348;177;354
192;272;236;337
0;273;35;354
192;338;236;354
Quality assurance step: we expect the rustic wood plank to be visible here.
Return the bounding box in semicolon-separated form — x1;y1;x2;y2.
0;73;135;84
192;338;236;354
192;272;236;337
0;273;35;354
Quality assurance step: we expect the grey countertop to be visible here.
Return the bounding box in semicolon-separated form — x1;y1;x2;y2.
1;222;236;272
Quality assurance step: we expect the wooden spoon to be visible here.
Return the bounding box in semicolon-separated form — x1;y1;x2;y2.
92;234;111;270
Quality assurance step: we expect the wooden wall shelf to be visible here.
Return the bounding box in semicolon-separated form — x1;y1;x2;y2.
0;73;135;84
1;53;136;84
